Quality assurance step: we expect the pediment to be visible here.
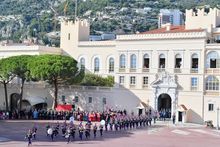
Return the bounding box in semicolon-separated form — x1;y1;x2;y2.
151;71;177;88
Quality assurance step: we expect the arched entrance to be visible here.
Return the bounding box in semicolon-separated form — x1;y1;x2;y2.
10;93;20;111
158;93;172;118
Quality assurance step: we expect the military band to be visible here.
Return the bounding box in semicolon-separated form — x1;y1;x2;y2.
25;113;155;145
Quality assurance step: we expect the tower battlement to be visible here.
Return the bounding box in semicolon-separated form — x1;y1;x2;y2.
185;7;220;32
62;19;89;27
186;8;220;17
60;19;90;52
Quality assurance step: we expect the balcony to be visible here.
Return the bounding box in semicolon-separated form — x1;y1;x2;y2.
190;68;198;73
205;68;220;75
129;68;137;72
174;68;181;73
130;84;136;89
191;87;198;91
158;68;165;72
142;68;150;73
119;68;126;72
205;91;219;96
143;84;148;89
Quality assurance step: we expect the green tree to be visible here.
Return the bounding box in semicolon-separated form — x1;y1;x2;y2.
80;73;114;87
4;55;33;114
0;58;16;111
28;55;84;109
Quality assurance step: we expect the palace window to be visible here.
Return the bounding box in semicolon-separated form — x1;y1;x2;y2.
89;97;92;103
191;53;199;69
159;54;165;68
208;103;214;111
103;98;107;105
206;51;220;68
80;58;85;71
143;77;148;87
206;76;219;91
143;54;150;68
109;57;114;72
119;54;126;68
175;54;182;68
130;54;137;69
119;76;125;85
191;77;198;90
68;33;70;40
94;57;100;72
130;76;136;85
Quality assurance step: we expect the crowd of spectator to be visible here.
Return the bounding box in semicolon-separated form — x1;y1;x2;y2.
0;109;130;121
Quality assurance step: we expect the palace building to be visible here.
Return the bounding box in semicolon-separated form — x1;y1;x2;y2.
1;7;220;125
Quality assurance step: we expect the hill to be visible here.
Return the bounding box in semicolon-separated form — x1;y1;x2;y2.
0;0;220;46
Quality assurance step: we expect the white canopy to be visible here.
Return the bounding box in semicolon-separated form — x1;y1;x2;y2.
136;102;148;109
24;96;46;106
177;104;188;112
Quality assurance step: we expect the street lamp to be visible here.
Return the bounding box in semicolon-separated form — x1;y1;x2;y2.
217;107;219;130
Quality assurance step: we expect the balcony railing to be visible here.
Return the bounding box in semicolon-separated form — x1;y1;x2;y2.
142;68;150;73
130;84;136;89
205;91;219;96
205;68;220;74
191;87;198;91
174;68;181;73
143;84;148;89
129;68;137;72
158;68;165;72
119;68;126;72
191;68;198;73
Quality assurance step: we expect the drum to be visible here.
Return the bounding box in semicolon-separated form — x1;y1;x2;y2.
47;128;53;135
100;120;105;125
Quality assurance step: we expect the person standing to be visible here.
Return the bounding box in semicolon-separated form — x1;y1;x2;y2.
85;122;90;139
46;123;50;136
78;122;84;140
47;127;54;141
70;124;76;141
32;124;37;140
69;115;74;124
93;123;97;138
99;124;103;137
33;109;38;120
172;113;176;124
25;129;33;146
65;127;71;144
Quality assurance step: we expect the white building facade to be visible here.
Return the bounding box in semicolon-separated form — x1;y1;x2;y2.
1;8;220;125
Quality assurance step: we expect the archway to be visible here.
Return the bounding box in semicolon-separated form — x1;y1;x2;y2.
158;93;172;118
10;93;20;111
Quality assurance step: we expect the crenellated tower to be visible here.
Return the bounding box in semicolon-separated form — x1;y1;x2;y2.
185;8;220;33
60;19;90;56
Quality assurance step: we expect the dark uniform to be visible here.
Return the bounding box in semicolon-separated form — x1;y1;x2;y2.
99;125;103;137
65;128;71;143
78;124;84;140
70;125;76;140
93;124;97;138
25;130;32;146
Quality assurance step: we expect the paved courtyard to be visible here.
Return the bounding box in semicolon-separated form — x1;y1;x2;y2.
0;120;220;147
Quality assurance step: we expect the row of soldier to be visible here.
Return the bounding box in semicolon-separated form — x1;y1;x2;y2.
25;113;154;146
46;121;103;143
